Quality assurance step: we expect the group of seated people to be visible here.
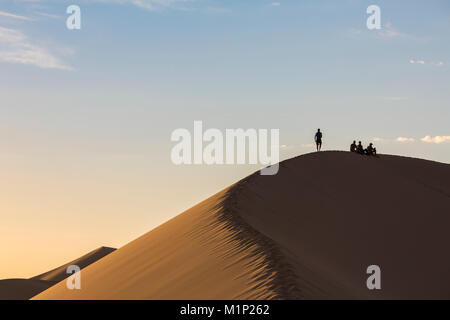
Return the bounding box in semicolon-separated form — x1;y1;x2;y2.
350;141;377;156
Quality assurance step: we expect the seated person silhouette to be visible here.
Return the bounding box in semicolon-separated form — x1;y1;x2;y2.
350;140;357;153
365;143;375;156
357;141;364;155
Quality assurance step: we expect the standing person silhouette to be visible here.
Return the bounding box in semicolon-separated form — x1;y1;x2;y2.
314;129;323;151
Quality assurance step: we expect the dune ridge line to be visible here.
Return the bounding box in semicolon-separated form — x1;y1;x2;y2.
211;177;302;299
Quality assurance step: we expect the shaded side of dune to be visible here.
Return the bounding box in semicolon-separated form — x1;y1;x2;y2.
0;279;56;300
233;152;450;299
214;182;303;299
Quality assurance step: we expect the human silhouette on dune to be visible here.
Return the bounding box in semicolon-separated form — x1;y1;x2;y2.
365;143;377;156
314;129;322;151
350;140;357;153
351;141;378;156
356;141;364;154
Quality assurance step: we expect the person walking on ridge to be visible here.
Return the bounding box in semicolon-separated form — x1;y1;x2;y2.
315;129;323;151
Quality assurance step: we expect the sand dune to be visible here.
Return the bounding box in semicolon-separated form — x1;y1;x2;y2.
34;190;282;299
34;152;450;299
32;246;116;283
0;246;115;300
0;279;56;300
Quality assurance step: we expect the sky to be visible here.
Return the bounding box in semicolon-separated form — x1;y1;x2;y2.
0;0;449;278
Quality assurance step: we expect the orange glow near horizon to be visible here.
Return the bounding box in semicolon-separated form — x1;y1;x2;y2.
0;151;263;279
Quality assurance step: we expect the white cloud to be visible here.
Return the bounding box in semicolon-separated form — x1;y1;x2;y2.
130;0;156;10
378;23;410;39
280;144;297;150
94;0;192;11
410;60;445;67
380;29;404;38
0;26;73;71
349;23;414;40
271;2;281;6
420;136;450;144
369;136;450;144
396;137;415;143
34;12;63;20
0;11;32;21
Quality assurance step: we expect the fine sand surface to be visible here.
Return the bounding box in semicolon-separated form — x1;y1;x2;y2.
0;246;115;300
34;152;450;299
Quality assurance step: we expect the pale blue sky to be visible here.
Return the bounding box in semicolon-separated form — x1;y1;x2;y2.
0;0;449;277
1;0;449;155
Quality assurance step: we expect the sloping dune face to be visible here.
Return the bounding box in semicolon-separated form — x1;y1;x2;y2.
34;189;291;299
34;152;450;299
32;246;116;283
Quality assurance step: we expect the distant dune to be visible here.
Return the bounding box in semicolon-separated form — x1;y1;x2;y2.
34;152;450;299
0;279;56;300
31;246;116;283
0;246;115;300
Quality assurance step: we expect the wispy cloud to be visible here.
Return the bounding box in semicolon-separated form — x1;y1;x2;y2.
348;22;415;41
34;12;63;20
94;0;193;11
376;136;450;144
396;137;415;143
377;22;412;39
0;10;32;21
280;144;297;150
409;59;445;67
271;2;281;6
421;136;450;144
432;61;445;67
0;26;73;70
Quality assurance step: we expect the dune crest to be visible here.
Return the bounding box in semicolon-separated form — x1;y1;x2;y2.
34;152;450;299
